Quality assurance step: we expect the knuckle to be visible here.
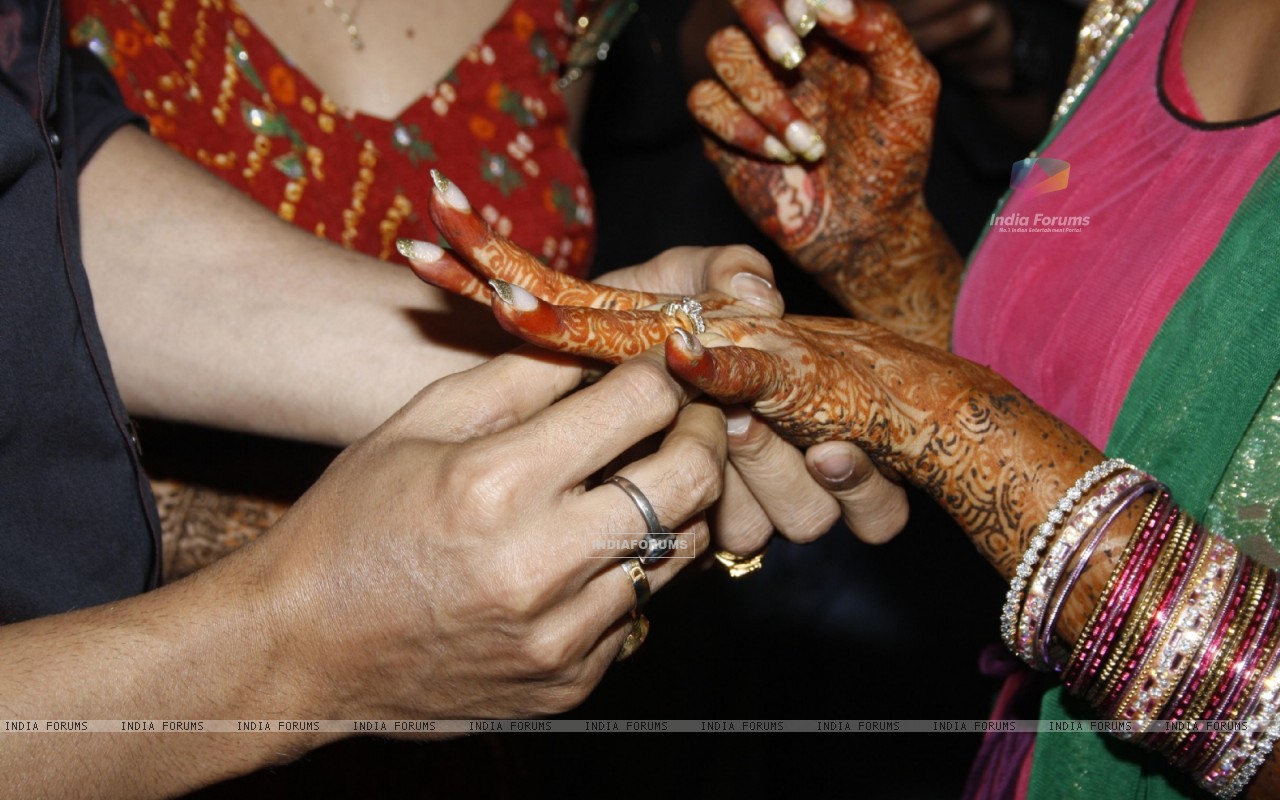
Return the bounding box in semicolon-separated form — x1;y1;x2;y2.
520;626;576;678
780;502;840;543
616;359;683;421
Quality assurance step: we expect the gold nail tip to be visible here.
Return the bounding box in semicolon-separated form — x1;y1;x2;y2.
763;136;796;163
396;238;444;262
488;279;515;305
429;169;451;193
779;44;805;70
801;135;827;162
794;14;817;36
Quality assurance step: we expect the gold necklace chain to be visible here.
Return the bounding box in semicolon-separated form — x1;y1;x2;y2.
322;0;366;51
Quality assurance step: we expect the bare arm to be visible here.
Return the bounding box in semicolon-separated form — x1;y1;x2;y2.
78;125;512;446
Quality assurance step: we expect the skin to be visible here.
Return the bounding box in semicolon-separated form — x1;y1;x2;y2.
0;346;726;798
413;174;1280;795
687;1;964;349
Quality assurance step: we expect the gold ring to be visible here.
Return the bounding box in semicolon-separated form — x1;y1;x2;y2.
714;548;767;578
620;558;651;613
616;614;650;662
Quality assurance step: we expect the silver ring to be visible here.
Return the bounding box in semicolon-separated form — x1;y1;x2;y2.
621;558;651;613
660;296;706;334
605;476;677;565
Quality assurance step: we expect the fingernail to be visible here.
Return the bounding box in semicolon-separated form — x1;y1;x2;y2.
764;23;805;69
816;0;854;24
430;169;470;211
785;120;825;161
763;134;797;163
784;0;817;36
731;272;783;312
671;327;703;354
489;279;538;311
725;406;752;436
813;445;855;483
396;238;445;263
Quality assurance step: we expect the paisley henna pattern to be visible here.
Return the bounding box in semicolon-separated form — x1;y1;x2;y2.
419;181;1100;582
691;2;963;349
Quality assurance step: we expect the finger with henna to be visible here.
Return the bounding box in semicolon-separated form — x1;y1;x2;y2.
687;80;797;163
705;27;826;161
426;169;656;311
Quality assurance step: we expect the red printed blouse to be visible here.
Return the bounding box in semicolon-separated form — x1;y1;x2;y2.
65;0;596;276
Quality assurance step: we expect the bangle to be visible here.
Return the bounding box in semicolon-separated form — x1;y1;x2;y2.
1109;527;1216;738
1180;568;1277;770
1064;491;1171;693
1098;510;1198;715
1093;509;1193;710
1168;562;1270;760
1201;608;1280;796
1196;571;1280;778
1001;458;1132;658
1019;469;1150;669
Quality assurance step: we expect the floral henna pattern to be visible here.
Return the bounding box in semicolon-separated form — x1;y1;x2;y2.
691;2;964;349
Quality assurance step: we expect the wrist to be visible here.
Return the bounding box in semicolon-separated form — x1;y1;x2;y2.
811;201;962;348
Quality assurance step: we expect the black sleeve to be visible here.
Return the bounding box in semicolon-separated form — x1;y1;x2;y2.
66;44;148;167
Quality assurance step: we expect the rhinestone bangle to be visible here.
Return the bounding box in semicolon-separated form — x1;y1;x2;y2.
1000;458;1132;658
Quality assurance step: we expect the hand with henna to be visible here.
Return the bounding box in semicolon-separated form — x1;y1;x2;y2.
401;170;909;554
406;171;1098;582
689;0;964;349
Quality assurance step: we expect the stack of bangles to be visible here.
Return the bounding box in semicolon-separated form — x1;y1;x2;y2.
1002;458;1280;797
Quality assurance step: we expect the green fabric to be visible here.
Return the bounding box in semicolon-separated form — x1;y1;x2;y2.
1204;384;1280;555
1026;152;1280;799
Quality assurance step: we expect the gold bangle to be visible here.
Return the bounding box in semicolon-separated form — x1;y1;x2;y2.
1066;493;1165;688
1092;510;1194;707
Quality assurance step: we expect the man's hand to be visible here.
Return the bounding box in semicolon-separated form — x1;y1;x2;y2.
0;345;723;797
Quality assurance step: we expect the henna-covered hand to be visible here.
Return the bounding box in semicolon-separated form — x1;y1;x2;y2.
407;173;1096;578
690;0;963;349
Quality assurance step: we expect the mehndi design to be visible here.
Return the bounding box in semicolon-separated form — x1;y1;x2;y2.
405;174;1101;583
689;1;963;349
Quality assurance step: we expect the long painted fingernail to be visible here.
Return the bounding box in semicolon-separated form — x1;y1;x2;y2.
815;0;854;24
731;272;783;313
813;444;855;483
764;134;796;163
726;406;752;436
764;23;805;69
784;0;817;36
785;120;826;162
396;238;445;263
430;169;470;211
489;279;538;311
671;327;704;355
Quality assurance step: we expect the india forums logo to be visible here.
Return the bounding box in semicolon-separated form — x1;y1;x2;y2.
1010;157;1070;197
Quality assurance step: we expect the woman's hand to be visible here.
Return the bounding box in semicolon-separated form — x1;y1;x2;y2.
402;172;908;552
688;0;963;348
407;173;1097;574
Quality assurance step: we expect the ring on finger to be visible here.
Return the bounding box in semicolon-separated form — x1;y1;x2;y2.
606;475;678;565
620;557;651;614
616;614;650;662
714;547;768;578
660;296;707;335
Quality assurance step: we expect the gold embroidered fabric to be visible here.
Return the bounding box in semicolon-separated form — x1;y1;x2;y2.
1054;0;1152;121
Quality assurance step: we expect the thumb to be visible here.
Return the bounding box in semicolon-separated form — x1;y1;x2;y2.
805;441;909;544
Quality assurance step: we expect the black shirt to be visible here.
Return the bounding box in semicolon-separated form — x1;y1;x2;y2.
0;0;159;622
